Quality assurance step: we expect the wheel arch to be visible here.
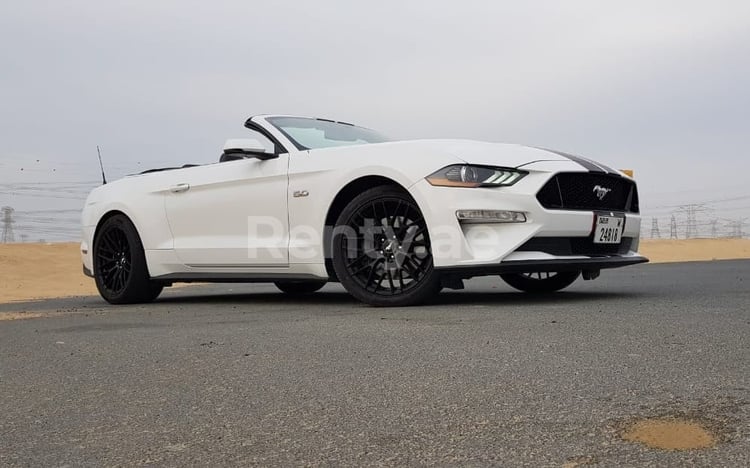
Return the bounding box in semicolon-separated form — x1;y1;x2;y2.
92;210;153;276
91;208;143;243
93;210;132;241
322;175;414;280
91;204;153;249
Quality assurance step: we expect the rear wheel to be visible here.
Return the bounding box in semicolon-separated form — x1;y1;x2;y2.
93;214;163;304
500;271;580;293
332;186;441;306
274;280;327;295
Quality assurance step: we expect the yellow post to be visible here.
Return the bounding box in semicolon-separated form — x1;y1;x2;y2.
620;169;634;178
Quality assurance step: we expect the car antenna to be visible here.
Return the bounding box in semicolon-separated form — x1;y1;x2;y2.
97;145;107;185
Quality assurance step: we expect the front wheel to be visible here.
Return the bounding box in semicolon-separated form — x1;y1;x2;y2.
274;280;327;295
500;271;580;293
93;214;163;304
332;186;442;307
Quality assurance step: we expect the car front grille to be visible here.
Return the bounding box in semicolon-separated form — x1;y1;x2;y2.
536;173;639;213
516;237;634;256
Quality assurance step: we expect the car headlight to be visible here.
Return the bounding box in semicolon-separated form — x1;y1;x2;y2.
425;165;527;188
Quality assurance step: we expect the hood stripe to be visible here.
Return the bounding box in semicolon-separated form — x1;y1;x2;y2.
538;148;620;175
576;155;619;174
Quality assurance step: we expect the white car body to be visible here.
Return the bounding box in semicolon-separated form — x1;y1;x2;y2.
82;115;646;304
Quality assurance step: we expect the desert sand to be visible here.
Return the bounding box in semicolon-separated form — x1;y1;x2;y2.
639;238;750;263
1;243;98;303
1;239;750;304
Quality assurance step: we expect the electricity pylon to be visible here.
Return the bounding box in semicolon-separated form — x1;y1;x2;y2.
650;218;661;239
1;206;15;243
669;215;678;239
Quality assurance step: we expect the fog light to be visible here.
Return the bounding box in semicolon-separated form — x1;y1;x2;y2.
456;210;527;223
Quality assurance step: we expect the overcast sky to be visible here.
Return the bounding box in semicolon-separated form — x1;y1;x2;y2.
1;1;749;240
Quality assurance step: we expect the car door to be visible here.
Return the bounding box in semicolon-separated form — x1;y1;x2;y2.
164;155;290;268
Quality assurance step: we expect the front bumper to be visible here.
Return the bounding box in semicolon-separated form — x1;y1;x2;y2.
436;254;648;279
81;226;95;278
408;160;644;269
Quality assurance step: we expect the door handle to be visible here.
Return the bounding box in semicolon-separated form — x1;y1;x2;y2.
170;183;190;193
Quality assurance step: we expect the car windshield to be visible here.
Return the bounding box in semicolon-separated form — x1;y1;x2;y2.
266;116;389;150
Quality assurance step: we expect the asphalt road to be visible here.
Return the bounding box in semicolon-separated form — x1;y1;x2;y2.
1;261;749;467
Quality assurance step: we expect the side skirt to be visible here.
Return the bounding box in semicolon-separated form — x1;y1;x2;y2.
150;272;329;284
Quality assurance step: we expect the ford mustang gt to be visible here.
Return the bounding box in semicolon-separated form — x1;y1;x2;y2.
81;115;647;306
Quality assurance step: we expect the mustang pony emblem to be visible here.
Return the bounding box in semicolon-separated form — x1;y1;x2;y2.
593;185;612;200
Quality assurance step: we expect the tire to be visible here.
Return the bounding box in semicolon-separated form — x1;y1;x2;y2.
93;214;163;304
500;271;580;293
332;186;442;306
274;280;327;295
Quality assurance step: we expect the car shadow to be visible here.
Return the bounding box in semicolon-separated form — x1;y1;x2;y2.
152;289;636;307
1;287;642;315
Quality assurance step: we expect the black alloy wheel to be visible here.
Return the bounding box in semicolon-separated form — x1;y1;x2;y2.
93;214;163;304
332;186;441;306
500;271;580;293
97;225;132;295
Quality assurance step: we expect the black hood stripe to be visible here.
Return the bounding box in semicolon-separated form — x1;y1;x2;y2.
562;153;605;173
538;148;620;175
577;156;619;175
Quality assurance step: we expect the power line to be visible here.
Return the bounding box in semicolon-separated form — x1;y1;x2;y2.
675;204;712;239
726;218;748;238
649;194;750;210
710;219;719;238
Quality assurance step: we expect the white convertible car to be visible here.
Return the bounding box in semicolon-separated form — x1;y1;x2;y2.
81;115;647;306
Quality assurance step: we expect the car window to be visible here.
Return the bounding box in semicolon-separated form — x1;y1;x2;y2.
267;117;389;150
283;127;372;149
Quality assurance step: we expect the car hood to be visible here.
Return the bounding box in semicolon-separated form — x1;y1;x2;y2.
376;139;574;168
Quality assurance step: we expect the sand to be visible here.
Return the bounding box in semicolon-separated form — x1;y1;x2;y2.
621;418;716;450
639;238;750;263
0;243;98;303
0;311;52;321
1;239;749;304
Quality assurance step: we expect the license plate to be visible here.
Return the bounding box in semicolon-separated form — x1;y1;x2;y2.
593;215;624;244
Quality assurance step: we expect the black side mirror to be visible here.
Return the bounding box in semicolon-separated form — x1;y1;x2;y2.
222;138;278;161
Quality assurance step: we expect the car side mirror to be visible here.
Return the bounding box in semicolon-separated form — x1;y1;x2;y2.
222;138;278;161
